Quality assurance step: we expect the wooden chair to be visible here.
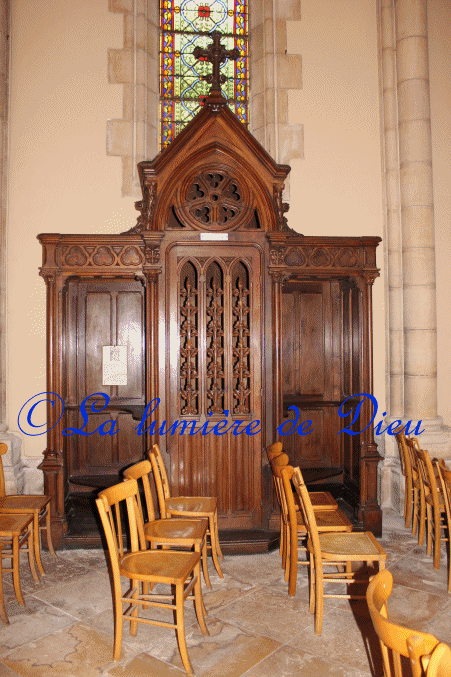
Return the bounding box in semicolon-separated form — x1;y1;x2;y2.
291;466;386;634
123;460;211;588
0;543;8;624
0;513;39;606
277;463;353;597
269;453;342;580
437;462;451;593
395;431;415;529
149;444;223;578
96;478;208;675
366;569;443;677
415;448;447;569
0;442;56;576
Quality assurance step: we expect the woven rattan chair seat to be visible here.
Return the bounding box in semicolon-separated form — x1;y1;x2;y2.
120;548;201;584
165;496;217;514
144;518;208;542
317;531;384;557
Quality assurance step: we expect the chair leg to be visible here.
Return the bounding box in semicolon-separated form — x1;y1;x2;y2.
412;486;419;536
288;535;297;597
418;490;426;546
130;580;139;637
314;565;324;635
12;536;25;607
0;558;8;625
213;510;224;560
175;582;193;676
193;561;209;636
44;508;57;558
27;528;40;584
33;513;45;576
113;586;123;660
426;504;433;557
309;558;315;614
404;480;413;528
208;516;223;578
433;508;442;570
200;539;211;590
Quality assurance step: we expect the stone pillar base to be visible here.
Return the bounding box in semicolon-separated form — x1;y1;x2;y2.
17;458;44;495
0;431;22;493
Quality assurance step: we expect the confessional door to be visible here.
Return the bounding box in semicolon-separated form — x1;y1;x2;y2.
165;243;263;530
64;278;146;536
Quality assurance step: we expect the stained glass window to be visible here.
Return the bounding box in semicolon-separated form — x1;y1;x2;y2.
160;0;249;149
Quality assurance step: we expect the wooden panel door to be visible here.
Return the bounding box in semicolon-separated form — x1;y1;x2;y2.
64;278;146;486
166;244;263;529
280;280;342;471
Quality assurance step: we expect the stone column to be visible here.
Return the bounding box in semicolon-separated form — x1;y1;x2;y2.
396;0;442;431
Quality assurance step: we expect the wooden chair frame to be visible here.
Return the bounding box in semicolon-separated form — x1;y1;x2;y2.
0;442;56;576
367;569;443;677
416;447;447;569
290;466;386;634
123;459;211;588
395;432;415;529
96;478;208;675
149;444;223;578
437;462;451;593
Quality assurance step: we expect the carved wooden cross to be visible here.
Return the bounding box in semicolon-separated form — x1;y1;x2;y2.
193;31;239;97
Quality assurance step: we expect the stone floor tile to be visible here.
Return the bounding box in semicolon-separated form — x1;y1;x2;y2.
1;622;130;677
30;569;113;620
287;605;383;675
241;644;373;677
102;652;185;676
212;586;311;642
389;550;450;597
381;581;446;627
0;664;21;676
53;549;107;571
0;594;76;655
13;552;90;595
167;617;281;677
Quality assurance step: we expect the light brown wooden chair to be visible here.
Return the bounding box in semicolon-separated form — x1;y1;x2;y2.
277;463;353;597
366;569;443;677
0;542;8;624
0;442;56;576
415;448;447;569
437;462;451;593
96;478;208;675
291;465;386;634
395;431;415;529
408;437;427;545
269;453;342;580
149;444;223;578
123;459;211;588
0;513;39;606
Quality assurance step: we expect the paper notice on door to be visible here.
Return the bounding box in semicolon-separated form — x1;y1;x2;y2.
102;346;127;386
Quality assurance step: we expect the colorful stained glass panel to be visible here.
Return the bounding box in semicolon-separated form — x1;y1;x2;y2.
160;0;249;149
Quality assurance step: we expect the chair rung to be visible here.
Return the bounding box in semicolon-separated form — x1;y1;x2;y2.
122;609;177;630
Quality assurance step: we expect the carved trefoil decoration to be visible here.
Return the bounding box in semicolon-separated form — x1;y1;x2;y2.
206;263;225;414
179;262;199;415
232;263;251;414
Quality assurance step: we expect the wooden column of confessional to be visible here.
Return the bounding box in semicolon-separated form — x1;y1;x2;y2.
38;80;382;549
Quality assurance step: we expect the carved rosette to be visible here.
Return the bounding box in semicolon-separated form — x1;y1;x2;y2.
60;244;145;269
175;167;253;231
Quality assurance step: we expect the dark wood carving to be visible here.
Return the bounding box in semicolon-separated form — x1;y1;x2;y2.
38;89;382;549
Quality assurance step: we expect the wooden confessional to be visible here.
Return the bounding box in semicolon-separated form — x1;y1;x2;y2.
38;79;382;550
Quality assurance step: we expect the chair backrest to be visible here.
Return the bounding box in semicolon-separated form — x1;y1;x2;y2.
96;479;141;565
275;464;298;536
148;444;171;518
123;459;157;525
0;442;7;498
269;452;291;519
395;432;412;485
366;570;440;677
290;466;322;557
416;448;441;511
438;463;451;535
